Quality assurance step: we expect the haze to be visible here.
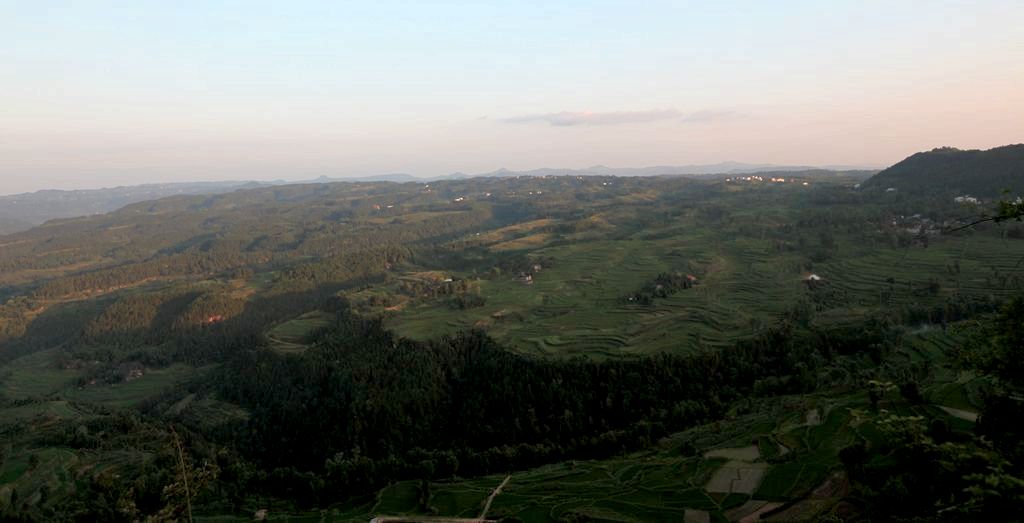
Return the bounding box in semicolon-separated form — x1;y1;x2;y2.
2;1;1022;195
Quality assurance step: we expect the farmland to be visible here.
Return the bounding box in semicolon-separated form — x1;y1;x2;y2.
378;189;1024;359
1;168;1022;520
325;339;974;523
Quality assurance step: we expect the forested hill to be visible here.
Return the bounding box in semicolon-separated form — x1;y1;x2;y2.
862;144;1024;197
0;181;264;235
0;165;872;235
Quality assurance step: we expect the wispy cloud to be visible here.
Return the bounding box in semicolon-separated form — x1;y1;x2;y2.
679;110;739;124
501;109;739;126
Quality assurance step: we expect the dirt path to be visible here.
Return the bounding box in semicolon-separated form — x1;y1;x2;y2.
479;474;511;520
938;406;979;422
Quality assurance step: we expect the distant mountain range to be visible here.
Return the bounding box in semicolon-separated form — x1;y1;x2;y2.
862;144;1024;198
0;161;878;235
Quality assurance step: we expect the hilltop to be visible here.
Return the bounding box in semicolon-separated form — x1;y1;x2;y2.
862;144;1024;198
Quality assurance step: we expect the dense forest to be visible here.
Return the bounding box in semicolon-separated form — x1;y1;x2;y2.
862;144;1024;197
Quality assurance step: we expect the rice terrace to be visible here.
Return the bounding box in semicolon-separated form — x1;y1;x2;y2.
3;147;1023;521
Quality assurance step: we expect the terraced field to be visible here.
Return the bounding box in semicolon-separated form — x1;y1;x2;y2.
63;364;199;408
0;348;83;399
384;216;1024;358
2;176;1019;519
821;235;1024;307
266;310;335;354
334;368;971;523
182;377;945;523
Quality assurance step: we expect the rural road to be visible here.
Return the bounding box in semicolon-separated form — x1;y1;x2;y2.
478;474;511;520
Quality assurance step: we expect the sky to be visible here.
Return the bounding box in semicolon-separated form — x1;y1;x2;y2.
1;1;1023;195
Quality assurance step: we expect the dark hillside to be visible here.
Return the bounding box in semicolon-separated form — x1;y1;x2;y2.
862;144;1024;197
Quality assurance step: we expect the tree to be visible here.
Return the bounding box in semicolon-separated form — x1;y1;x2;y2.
867;380;896;411
948;196;1024;233
150;428;220;522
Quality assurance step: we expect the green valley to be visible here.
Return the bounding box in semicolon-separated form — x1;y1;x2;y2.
1;147;1023;521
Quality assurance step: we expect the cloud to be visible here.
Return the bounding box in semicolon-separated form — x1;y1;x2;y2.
679;110;740;124
501;109;739;126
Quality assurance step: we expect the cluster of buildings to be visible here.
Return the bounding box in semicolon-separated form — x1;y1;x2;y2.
892;214;944;236
725;176;809;186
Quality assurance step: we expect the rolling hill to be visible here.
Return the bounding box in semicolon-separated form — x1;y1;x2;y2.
0;165;870;235
862;144;1024;198
0;181;268;234
1;151;1023;521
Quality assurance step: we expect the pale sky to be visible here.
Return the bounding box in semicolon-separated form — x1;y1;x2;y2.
2;1;1023;194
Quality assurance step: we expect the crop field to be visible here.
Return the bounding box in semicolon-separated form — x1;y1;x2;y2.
62;364;198;408
385;235;800;357
383;205;1024;358
0;348;83;399
0;443;152;514
0;385;208;514
266;311;334;354
820;235;1024;307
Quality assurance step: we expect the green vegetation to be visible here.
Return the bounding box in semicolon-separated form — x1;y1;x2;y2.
1;159;1023;521
266;311;334;354
862;144;1024;197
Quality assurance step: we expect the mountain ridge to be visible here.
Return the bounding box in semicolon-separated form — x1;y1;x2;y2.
862;144;1024;198
0;162;876;234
